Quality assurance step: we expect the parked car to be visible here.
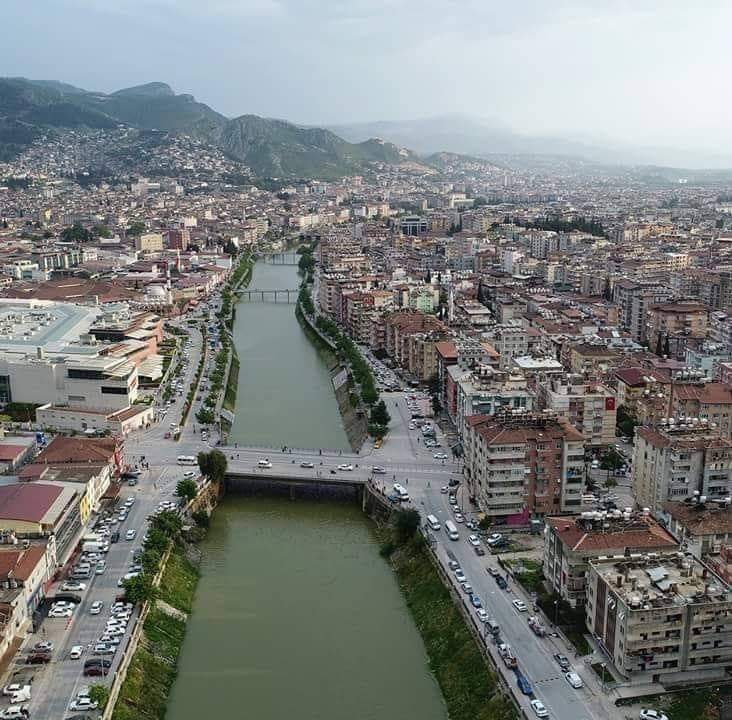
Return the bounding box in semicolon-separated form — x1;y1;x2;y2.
495;575;508;589
565;672;583;689
26;652;51;664
470;595;482;608
512;599;528;612
554;653;570;671
0;707;29;719
639;712;668;720
455;569;467;583
531;699;549;718
467;534;480;546
474;545;486;556
60;581;87;591
515;672;533;695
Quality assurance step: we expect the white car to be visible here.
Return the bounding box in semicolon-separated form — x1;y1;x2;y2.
455;569;467;583
183;470;196;478
90;601;104;615
531;700;549;718
337;463;354;471
565;671;583;689
60;581;86;591
300;461;315;469
454;513;464;523
0;708;28;719
512;599;528;612
461;582;473;594
468;535;480;547
69;698;98;711
639;712;668;720
49;607;73;618
486;533;504;545
440;486;448;494
433;452;448;460
126;529;137;541
69;645;84;660
476;608;488;622
257;460;272;469
1;685;20;697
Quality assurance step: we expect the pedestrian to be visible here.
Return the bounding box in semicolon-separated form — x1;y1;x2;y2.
405;477;408;484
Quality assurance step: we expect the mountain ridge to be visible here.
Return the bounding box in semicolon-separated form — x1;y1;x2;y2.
0;77;418;179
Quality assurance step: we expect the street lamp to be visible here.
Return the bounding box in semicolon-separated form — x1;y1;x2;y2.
601;662;607;691
553;599;559;626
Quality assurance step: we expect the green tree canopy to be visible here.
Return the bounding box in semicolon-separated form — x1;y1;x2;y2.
394;508;421;542
123;573;157;604
60;223;91;242
197;449;228;483
175;478;198;502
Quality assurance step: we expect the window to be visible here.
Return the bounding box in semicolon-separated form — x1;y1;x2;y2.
0;375;11;404
101;386;127;395
68;368;105;380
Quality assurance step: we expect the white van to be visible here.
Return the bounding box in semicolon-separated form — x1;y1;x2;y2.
444;520;459;540
426;514;441;531
393;483;409;501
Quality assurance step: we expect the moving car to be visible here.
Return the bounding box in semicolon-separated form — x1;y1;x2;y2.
69;645;84;659
565;671;583;689
512;599;528;612
495;575;508;589
125;529;136;541
372;466;386;474
69;698;98;711
467;534;480;547
554;653;570;671
257;460;272;469
300;461;314;468
440;486;448;494
90;601;104;615
487;566;500;577
433;452;448;460
531;700;549;718
474;545;486;556
337;463;354;471
26;652;51;664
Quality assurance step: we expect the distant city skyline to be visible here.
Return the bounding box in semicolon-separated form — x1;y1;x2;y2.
4;0;731;160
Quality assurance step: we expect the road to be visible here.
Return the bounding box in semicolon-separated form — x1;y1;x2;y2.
409;479;617;720
24;319;211;719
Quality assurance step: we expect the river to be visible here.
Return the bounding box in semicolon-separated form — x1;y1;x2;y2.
228;261;349;451
166;259;447;720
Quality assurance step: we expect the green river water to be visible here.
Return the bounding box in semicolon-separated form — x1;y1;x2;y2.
166;260;447;720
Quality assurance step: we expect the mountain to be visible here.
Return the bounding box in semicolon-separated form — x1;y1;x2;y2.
331;114;732;170
0;77;419;178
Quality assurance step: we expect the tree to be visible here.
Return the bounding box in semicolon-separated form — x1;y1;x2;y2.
602;276;612;301
150;510;183;538
60;223;91;242
175;478;198;502
394;508;421;542
655;333;664;357
197;449;228;483
431;394;441;415
427;373;440;397
370;400;390;427
88;684;109;711
663;335;671;358
127;221;146;236
93;224;112;238
123;573;157;604
368;423;387;439
196;407;215;425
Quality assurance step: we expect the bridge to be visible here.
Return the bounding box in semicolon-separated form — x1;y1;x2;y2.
262;252;299;265
235;288;299;303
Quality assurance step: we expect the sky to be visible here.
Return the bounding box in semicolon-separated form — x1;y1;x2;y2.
3;0;731;155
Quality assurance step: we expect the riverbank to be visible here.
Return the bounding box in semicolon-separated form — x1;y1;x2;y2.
111;542;201;720
383;535;515;720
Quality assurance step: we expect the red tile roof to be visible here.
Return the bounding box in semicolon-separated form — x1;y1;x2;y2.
0;445;28;462
546;516;677;553
36;437;117;465
0;484;63;523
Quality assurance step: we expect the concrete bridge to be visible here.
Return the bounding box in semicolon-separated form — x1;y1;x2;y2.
262;252;299;265
234;288;298;303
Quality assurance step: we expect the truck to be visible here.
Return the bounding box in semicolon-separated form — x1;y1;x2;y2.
82;541;107;554
82;533;103;544
528;616;546;637
497;642;517;669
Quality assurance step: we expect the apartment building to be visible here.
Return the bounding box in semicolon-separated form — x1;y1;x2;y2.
538;374;617;446
544;512;677;608
449;363;534;437
463;411;585;523
134;232;164;253
482;320;528;370
632;421;732;511
668;380;732;440
613;280;671;343
647;301;708;360
586;553;732;685
658;500;732;559
383;310;447;380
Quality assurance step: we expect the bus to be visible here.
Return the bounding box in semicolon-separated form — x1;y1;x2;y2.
177;455;197;466
392;483;409;501
426;514;441;531
444;520;459;541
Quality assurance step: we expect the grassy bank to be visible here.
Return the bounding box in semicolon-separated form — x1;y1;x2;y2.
388;538;515;720
112;543;200;720
223;349;240;413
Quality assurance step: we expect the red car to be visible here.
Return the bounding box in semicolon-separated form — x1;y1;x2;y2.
26;652;51;664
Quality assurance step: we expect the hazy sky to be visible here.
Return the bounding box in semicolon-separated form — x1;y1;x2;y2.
3;0;731;151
